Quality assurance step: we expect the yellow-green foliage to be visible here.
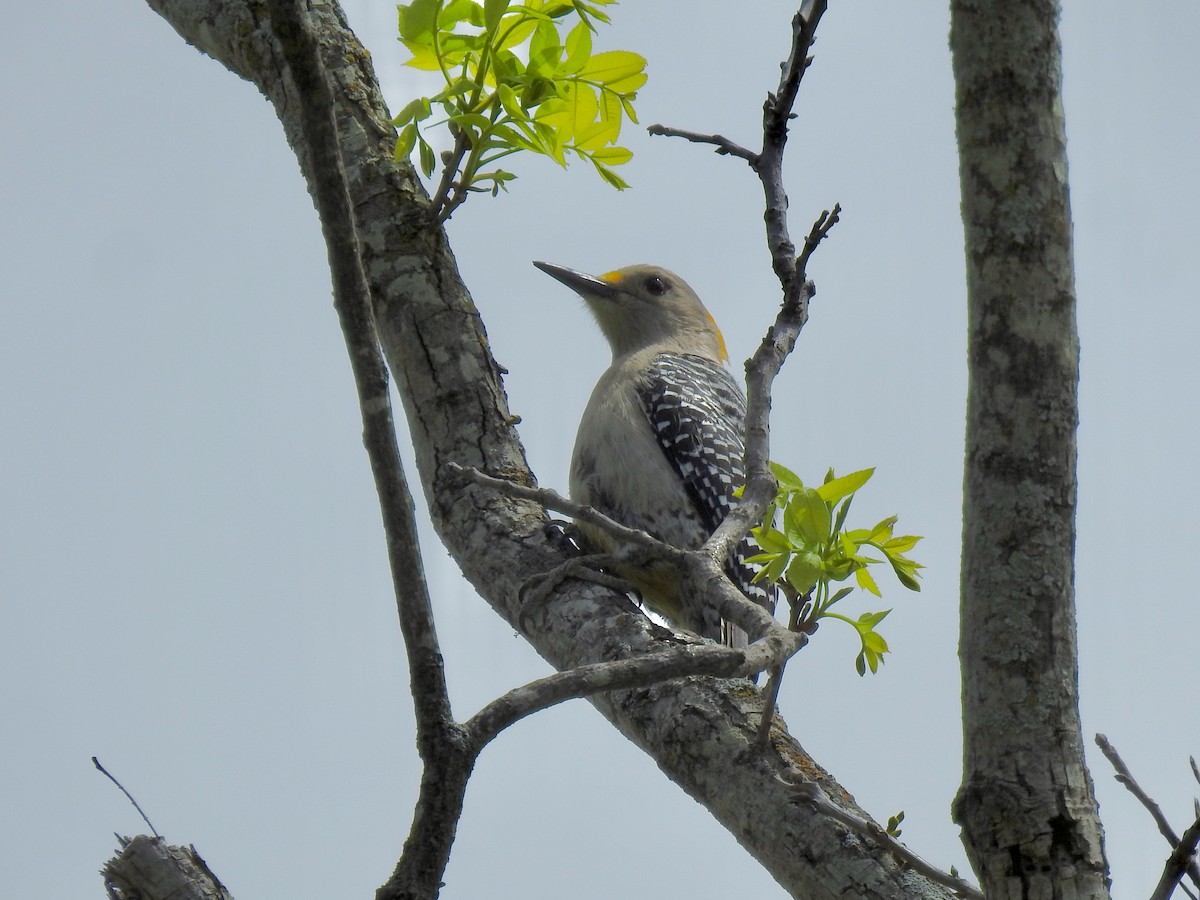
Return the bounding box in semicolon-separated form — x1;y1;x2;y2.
748;463;923;675
394;0;646;215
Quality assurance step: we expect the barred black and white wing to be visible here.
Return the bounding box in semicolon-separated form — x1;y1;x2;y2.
637;353;775;643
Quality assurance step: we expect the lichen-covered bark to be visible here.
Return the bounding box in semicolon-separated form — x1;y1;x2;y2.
143;1;960;896
949;1;1109;895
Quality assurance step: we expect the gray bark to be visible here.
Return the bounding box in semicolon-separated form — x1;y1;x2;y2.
104;836;233;900
140;0;962;896
950;0;1110;896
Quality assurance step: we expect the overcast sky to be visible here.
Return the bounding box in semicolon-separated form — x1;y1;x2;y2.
3;1;1198;897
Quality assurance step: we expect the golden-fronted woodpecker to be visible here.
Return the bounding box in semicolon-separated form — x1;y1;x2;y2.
534;261;772;644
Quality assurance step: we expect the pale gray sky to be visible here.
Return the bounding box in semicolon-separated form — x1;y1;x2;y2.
3;1;1197;897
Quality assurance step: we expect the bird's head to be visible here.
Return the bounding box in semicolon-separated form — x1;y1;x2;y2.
534;261;728;363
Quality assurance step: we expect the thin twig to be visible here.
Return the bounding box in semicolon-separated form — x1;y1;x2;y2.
797;204;842;276
788;781;984;900
92;757;160;838
447;461;688;566
430;124;470;221
1096;734;1185;845
1095;734;1200;892
645;124;757;164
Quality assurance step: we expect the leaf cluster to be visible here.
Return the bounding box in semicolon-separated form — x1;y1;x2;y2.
748;464;923;676
394;0;646;220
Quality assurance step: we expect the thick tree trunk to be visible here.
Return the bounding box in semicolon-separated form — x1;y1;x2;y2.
950;1;1109;896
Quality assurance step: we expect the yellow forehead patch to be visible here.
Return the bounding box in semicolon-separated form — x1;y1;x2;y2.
600;270;624;285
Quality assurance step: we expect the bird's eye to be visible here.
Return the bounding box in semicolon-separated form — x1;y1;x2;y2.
645;275;668;296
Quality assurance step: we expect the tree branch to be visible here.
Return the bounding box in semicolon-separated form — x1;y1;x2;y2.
790;782;984;900
465;644;749;750
263;4;466;897
1096;734;1200;892
644;124;757;164
1152;815;1200;900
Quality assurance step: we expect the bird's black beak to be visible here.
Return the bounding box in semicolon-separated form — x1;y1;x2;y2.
533;261;619;299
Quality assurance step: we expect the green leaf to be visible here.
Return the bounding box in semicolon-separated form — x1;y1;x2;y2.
784;489;830;546
589;145;632;165
580;50;647;91
562;19;593;74
484;0;509;33
770;461;805;491
495;14;538;51
858;609;892;630
497;83;525;120
591;159;630;190
392;96;433;127
619;93;638;124
397;0;440;43
448;111;492;138
597;86;623;134
439;0;479;29
884;533;922;554
828;586;854;606
536;82;598;143
528;19;562;74
436;32;481;66
815;467;875;505
759;553;790;586
862;630;889;654
403;44;443;70
751;525;790;554
418;137;436;176
785;552;822;595
855;565;881;598
832;494;854;536
431;76;475;104
867;515;897;543
394;123;418;160
891;560;923;592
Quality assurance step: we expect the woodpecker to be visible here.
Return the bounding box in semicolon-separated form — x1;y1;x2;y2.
534;261;772;644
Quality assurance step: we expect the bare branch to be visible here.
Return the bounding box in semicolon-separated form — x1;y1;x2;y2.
789;781;984;900
798;204;842;278
264;4;465;897
1152;815;1200;900
93;757;160;839
466;644;749;750
1096;734;1200;891
1096;734;1185;846
646;123;757;164
446;461;688;567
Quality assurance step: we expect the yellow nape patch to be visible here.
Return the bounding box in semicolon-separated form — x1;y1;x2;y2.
707;311;729;362
600;270;624;285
